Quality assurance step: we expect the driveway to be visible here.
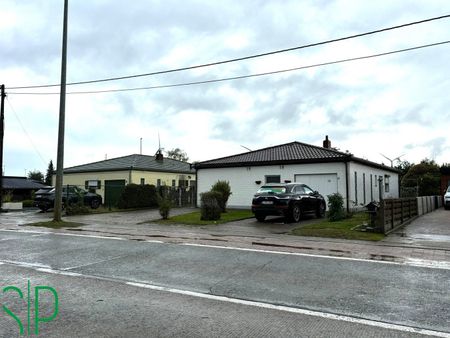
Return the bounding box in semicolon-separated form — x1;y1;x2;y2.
382;208;450;249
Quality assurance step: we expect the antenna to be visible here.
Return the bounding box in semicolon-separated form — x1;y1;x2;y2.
158;132;161;151
140;137;142;155
380;153;405;167
240;145;252;152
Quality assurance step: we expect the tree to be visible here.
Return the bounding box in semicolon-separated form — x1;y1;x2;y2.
402;159;440;196
27;170;44;183
395;160;414;181
45;160;55;186
166;148;189;162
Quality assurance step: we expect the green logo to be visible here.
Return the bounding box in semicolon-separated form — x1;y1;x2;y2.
2;280;59;335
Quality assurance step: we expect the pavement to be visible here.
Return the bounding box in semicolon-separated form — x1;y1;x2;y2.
1;207;450;270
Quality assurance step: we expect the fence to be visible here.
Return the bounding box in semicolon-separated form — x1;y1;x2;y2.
161;186;196;207
377;195;442;234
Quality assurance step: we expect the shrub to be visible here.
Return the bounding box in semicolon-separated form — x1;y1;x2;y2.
118;184;158;209
22;200;34;208
65;203;90;216
211;180;232;212
200;191;222;221
157;193;172;220
327;193;346;222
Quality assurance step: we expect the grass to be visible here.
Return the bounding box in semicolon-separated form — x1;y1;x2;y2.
156;209;254;226
25;220;85;229
291;213;385;241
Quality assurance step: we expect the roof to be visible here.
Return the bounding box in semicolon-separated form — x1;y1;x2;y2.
63;154;195;175
195;141;400;173
2;176;50;190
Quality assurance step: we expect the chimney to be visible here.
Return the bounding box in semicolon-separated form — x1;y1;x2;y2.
323;135;331;149
155;149;164;161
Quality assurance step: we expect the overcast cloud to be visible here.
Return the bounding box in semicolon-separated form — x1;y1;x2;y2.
1;0;450;176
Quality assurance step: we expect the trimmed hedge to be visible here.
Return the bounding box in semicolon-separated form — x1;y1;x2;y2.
327;193;346;222
211;180;232;213
118;184;158;209
200;191;222;221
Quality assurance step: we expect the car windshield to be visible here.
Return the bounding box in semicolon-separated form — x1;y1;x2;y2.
447;186;450;193
256;186;286;194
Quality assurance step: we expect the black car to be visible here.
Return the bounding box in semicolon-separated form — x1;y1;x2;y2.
251;183;326;222
34;185;102;211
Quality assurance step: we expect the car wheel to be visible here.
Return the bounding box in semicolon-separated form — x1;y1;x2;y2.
316;201;326;218
255;213;266;222
289;203;301;223
90;199;100;209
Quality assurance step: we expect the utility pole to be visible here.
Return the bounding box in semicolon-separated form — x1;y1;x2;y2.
0;84;5;210
53;0;68;222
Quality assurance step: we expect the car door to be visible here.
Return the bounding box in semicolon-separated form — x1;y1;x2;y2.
302;184;316;212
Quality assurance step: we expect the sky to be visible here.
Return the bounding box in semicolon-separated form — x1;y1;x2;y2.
1;0;450;177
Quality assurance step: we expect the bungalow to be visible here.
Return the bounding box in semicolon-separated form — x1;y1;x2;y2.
195;137;400;211
55;150;195;207
1;176;50;201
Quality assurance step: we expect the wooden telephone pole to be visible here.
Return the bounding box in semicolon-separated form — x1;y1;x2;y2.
0;84;5;209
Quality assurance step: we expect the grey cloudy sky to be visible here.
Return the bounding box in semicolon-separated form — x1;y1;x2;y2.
1;0;450;176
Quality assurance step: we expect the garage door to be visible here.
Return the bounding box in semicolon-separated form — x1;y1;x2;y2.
104;180;126;207
294;174;338;204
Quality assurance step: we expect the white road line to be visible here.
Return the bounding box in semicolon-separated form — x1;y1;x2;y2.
126;281;450;338
1;259;448;337
181;242;450;270
2;228;450;270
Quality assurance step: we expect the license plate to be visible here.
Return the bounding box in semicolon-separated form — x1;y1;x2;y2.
261;201;273;205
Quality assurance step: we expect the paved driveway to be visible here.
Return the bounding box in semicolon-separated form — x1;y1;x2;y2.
383;208;450;249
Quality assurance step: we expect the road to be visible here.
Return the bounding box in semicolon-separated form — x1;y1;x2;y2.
0;229;449;337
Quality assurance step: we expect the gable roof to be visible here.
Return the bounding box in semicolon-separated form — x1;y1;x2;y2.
195;141;399;173
2;176;50;190
63;154;195;175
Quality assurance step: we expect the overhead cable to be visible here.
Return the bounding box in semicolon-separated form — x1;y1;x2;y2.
6;14;450;90
7;40;450;95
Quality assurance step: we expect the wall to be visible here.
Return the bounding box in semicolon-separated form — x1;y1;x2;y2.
197;162;347;209
130;170;194;188
347;161;399;209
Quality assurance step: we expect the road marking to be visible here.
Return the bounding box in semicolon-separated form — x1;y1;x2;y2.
126;281;450;337
181;242;450;270
2;228;450;270
1;259;448;337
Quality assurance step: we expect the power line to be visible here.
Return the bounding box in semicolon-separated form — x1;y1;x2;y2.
7;14;450;90
5;97;48;166
7;40;450;96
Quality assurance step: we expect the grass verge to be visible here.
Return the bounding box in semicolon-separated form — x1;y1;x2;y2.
25;220;85;229
155;209;254;226
291;213;385;241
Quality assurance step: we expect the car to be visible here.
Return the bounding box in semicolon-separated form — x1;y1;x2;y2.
444;186;450;210
251;183;326;223
34;185;102;212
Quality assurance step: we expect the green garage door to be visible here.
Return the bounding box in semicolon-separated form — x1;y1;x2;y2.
104;180;126;207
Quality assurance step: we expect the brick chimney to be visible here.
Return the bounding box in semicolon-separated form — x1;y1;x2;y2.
323;135;331;149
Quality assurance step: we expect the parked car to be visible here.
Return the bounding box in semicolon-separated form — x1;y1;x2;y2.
444;186;450;210
34;185;102;211
251;183;326;222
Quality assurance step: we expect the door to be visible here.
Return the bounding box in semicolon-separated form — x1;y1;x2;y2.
104;180;126;207
294;174;338;205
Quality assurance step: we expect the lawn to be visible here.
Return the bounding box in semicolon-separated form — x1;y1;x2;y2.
25;220;85;229
156;209;254;226
291;213;385;241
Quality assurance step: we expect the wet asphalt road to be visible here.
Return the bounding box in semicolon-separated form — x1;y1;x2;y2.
0;229;449;337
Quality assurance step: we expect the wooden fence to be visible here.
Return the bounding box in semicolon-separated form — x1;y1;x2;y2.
378;198;418;234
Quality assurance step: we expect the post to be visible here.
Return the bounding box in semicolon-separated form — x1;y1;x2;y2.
0;84;5;210
53;0;68;222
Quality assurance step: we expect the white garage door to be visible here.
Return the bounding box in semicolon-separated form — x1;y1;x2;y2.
294;173;338;204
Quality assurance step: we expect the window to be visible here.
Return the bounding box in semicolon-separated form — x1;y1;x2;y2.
303;185;314;195
354;172;358;204
140;178;145;185
172;179;176;187
363;173;366;204
374;175;377;187
265;175;281;183
370;174;373;201
293;185;305;194
384;175;390;193
157;179;161;187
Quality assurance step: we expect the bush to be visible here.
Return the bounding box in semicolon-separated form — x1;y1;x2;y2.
157;193;172;220
200;191;222;221
211;180;232;212
65;203;90;216
118;184;158;209
327;193;346;222
22;200;34;208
